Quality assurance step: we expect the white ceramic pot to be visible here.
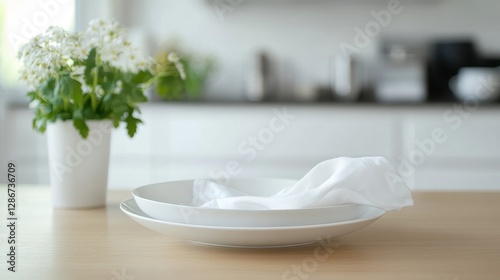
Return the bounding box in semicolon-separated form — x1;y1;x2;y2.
47;120;112;209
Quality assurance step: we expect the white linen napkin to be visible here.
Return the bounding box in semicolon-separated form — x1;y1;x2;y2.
192;157;413;211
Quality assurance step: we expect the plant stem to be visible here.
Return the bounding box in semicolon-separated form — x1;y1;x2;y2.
91;66;98;111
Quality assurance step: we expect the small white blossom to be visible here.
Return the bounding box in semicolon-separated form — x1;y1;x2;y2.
168;52;186;80
29;100;40;109
71;65;85;77
82;84;92;93
95;85;105;96
167;52;180;63
113;80;123;94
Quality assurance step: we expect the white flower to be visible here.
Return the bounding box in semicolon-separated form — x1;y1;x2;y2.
18;19;155;91
71;65;85;77
95;85;105;96
17;25;84;88
84;19;154;74
168;52;186;80
69;65;86;87
113;80;123;94
167;52;180;63
29;100;40;109
82;84;92;93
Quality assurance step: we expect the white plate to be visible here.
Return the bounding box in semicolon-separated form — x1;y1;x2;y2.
132;178;369;227
121;198;385;248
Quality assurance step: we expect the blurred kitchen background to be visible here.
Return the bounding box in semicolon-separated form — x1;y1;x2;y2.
1;0;499;190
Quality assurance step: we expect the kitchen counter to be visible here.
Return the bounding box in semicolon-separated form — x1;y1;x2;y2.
1;187;499;279
6;98;500;109
116;99;500;106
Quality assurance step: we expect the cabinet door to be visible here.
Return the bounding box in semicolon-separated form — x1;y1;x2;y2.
415;165;500;190
409;111;500;159
404;109;500;190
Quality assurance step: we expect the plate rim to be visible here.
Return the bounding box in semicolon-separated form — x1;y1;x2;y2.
120;198;386;231
132;177;360;212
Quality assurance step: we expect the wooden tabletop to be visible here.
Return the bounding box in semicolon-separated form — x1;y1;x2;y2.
1;187;500;280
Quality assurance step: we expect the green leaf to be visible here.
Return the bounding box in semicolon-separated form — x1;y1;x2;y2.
40;78;57;104
32;117;47;133
125;112;141;138
131;69;153;84
112;118;120;128
129;87;148;103
156;74;185;99
39;103;53;116
110;97;129;117
27;91;38;102
57;75;83;107
69;80;83;107
99;70;116;93
73;111;89;138
84;48;97;85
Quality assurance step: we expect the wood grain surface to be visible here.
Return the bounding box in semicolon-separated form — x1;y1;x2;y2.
0;187;499;280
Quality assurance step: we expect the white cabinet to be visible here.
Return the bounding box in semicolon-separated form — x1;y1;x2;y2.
147;105;396;158
398;108;500;190
409;111;500;159
142;105;398;188
415;166;500;190
3;104;499;190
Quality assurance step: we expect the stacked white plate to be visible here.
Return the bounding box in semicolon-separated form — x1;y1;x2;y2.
121;178;385;248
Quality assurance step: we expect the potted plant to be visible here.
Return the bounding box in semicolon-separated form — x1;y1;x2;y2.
17;19;184;208
154;43;216;100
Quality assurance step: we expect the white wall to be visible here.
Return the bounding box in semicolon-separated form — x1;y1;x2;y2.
92;0;500;100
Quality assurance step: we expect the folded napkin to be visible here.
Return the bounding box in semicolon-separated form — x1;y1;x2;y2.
192;157;413;211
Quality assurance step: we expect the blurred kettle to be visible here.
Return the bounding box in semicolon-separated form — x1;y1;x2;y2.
331;54;362;102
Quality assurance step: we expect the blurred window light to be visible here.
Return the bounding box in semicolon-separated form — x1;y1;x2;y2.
0;0;76;90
